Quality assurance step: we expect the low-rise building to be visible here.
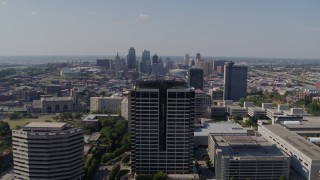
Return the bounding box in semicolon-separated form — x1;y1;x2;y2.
247;106;266;118
227;105;247;117
208;135;290;180
90;97;122;113
259;124;320;180
194;123;247;148
30;97;83;113
195;89;212;118
207;105;227;118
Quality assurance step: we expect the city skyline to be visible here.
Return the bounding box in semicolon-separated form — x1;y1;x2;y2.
0;0;320;59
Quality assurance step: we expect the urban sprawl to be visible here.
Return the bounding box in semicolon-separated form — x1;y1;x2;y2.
1;48;320;180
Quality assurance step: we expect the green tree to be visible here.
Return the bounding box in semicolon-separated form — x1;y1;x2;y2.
230;176;236;180
121;154;130;164
153;171;167;180
9;112;21;120
279;176;286;180
108;164;121;180
74;112;83;119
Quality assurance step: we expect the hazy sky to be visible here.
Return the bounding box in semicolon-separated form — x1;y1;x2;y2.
0;0;320;58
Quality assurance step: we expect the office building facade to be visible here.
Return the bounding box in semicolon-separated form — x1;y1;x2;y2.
12;122;84;180
259;124;320;180
188;68;204;90
223;61;248;101
130;79;195;174
208;135;290;180
127;47;136;69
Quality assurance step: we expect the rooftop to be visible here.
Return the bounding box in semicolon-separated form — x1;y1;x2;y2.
23;122;67;131
194;123;247;136
41;97;72;102
262;125;320;160
212;135;284;157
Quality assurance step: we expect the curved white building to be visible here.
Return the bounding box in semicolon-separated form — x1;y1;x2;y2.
12;122;84;180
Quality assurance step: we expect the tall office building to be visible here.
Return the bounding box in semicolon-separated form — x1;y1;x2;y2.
114;52;126;71
213;60;227;73
184;53;190;66
188;68;204;90
127;47;136;69
130;79;195;174
223;61;247;101
151;54;164;75
12;122;84;179
140;50;151;74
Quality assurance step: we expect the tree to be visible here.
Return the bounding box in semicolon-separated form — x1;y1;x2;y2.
74;112;83;119
279;176;286;180
9;112;21;120
121;154;130;164
153;171;167;180
0;121;10;136
230;177;236;180
108;164;121;180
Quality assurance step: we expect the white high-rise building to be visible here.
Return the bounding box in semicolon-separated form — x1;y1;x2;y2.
12;122;84;180
130;79;195;174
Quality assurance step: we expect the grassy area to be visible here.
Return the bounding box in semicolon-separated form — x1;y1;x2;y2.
3;115;57;129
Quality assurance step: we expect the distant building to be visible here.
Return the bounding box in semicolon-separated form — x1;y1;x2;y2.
127;47;136;69
195;89;211;118
97;59;112;69
213;60;227;72
81;114;121;131
12;122;84;179
90;97;122;113
165;58;175;71
114;52;126;71
140;50;151;74
188;68;204;90
184;53;190;66
30;97;79;113
208;134;290;180
209;88;223;100
60;67;81;76
151;54;164;75
223;61;247;101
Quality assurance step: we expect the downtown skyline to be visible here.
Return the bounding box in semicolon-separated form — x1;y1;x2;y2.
0;0;320;59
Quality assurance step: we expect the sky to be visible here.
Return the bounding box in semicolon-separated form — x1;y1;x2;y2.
0;0;320;59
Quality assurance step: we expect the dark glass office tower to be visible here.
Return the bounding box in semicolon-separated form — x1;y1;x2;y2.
129;79;195;174
127;47;136;69
223;61;248;101
188;68;204;90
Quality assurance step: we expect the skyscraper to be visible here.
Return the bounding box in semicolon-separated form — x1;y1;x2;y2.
12;122;84;179
140;50;151;74
188;68;204;90
184;53;190;66
130;79;195;174
127;47;136;69
114;52;126;71
213;60;227;73
223;61;248;101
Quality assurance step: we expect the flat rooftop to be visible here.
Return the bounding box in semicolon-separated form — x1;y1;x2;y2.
248;107;265;112
279;116;320;130
262;125;320;160
23;122;67;131
194;123;247;136
213;135;284;157
82;114;120;121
